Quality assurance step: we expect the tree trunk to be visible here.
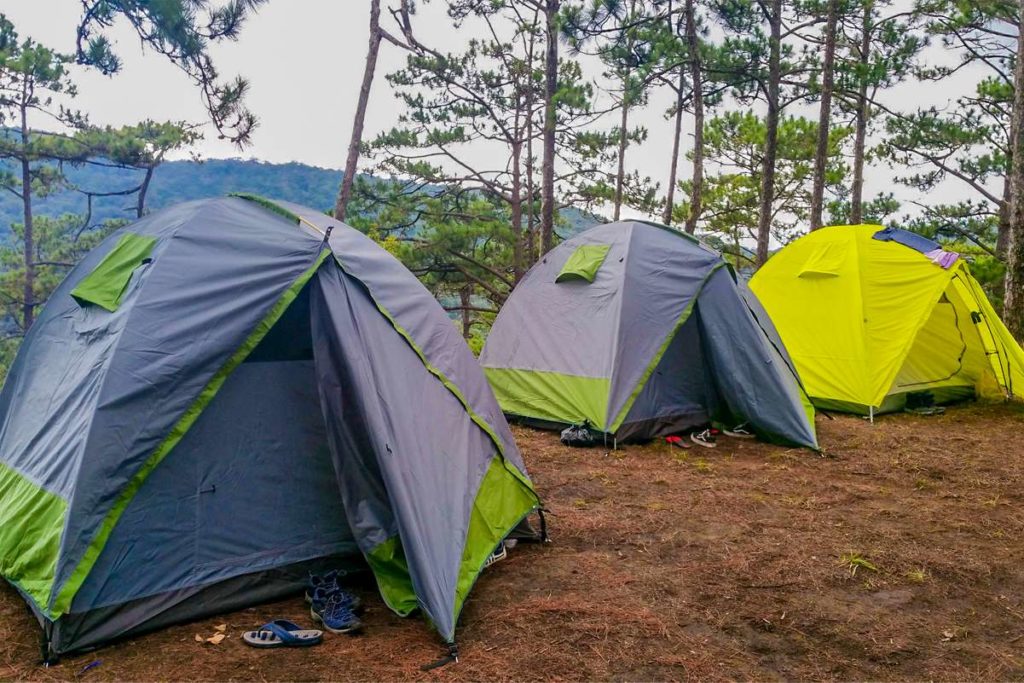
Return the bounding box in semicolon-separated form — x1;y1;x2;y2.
850;0;872;224
809;0;838;230
755;0;782;265
20;100;34;331
334;0;383;221
540;0;560;255
614;99;629;220
998;175;1011;259
663;68;685;226
526;112;538;265
137;165;155;218
460;285;473;340
1003;0;1024;340
511;139;525;282
1001;87;1016;259
524;32;540;266
684;0;704;235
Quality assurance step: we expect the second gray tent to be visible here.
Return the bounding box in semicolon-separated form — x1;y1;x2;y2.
480;221;817;448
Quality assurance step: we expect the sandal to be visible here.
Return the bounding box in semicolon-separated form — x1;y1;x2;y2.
242;620;323;648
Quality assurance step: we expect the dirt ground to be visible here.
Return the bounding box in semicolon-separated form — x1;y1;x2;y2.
3;403;1024;682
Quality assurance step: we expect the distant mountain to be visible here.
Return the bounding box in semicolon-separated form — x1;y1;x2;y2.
0;158;600;239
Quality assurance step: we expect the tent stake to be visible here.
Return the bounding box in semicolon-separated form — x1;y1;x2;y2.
869;406;874;424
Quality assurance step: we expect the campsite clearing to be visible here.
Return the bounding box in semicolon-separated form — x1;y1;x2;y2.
3;403;1024;681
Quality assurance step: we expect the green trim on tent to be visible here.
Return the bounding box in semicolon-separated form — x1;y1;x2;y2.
484;366;610;430
50;249;332;617
71;233;156;312
229;193;301;224
452;455;538;630
556;244;610;283
365;536;418;617
0;462;66;613
608;263;725;432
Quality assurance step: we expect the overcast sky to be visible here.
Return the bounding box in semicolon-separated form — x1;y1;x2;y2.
3;1;993;220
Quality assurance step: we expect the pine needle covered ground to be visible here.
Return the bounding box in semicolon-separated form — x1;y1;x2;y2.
3;403;1024;681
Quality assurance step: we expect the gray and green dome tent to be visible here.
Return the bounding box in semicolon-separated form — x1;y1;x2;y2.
0;196;539;658
480;221;817;448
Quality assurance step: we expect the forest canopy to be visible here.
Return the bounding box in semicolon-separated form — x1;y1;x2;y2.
1;0;1024;376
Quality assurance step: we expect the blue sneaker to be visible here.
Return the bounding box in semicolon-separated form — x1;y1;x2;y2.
309;586;363;615
305;569;342;603
311;591;363;635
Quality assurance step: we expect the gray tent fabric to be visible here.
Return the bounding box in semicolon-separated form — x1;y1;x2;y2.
0;196;539;658
311;265;505;639
481;221;817;449
695;269;817;445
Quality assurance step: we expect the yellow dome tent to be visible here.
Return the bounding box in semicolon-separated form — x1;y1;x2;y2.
749;225;1024;415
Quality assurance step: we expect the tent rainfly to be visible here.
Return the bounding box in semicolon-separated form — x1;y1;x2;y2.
0;196;540;659
479;221;818;449
749;224;1024;415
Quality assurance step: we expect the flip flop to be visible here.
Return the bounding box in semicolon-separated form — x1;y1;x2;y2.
242;620;323;649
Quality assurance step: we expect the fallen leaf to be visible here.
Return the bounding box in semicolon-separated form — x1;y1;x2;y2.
206;633;226;645
194;634;204;643
942;630;955;642
214;623;227;632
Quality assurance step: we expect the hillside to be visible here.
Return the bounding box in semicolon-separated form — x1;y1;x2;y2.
0;158;599;237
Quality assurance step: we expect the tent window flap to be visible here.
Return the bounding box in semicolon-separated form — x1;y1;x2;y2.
556;244;610;283
72;234;156;312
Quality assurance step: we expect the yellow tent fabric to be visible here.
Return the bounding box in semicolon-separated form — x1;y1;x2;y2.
749;225;1024;413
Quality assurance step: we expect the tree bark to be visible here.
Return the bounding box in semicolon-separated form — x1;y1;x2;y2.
137;165;155;218
1003;0;1024;340
334;0;383;221
525;25;538;266
850;0;872;224
459;285;473;339
540;0;560;255
1001;81;1017;259
20;97;34;331
756;0;782;265
684;0;704;235
809;0;838;230
998;175;1011;258
614;99;629;220
663;67;685;225
511;139;525;282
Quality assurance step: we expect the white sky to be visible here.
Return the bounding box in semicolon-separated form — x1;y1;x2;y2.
1;1;997;222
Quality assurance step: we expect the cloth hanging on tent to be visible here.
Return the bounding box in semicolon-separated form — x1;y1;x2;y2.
871;226;940;254
925;248;960;269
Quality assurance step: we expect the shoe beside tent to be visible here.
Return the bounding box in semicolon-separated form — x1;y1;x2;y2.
0;196;540;658
749;224;1024;414
479;221;818;448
